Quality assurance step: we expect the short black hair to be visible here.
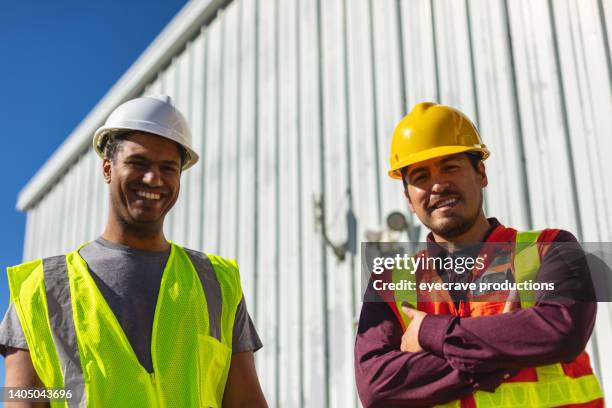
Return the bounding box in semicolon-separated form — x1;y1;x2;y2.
400;152;483;190
102;132;129;163
102;131;187;168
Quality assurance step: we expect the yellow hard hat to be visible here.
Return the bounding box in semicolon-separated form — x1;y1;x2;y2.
388;102;489;179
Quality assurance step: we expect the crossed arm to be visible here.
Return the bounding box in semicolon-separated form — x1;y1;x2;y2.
356;298;595;408
355;300;514;408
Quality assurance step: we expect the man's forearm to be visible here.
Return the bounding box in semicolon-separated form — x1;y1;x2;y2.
356;340;475;407
4;348;49;408
419;300;596;373
355;301;508;407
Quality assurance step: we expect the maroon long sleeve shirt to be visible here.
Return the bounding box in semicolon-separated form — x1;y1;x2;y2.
355;219;597;408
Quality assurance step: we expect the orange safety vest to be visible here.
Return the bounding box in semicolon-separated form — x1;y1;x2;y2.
378;225;604;408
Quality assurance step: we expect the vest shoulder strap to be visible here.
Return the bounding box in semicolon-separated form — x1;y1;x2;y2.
7;258;43;303
6;257;69;393
194;252;243;347
515;229;541;244
44;254;86;407
183;248;226;341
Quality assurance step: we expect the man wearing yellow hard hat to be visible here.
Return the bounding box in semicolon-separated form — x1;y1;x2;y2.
355;102;603;407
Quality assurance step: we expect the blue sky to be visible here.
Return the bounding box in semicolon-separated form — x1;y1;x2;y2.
0;0;186;393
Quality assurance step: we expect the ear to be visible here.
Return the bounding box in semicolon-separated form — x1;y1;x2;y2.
478;161;488;188
102;158;112;184
404;189;416;213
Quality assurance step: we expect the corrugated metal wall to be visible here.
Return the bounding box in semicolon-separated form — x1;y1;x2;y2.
20;0;612;406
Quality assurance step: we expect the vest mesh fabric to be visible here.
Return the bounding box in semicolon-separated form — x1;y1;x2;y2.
7;243;242;408
385;229;603;408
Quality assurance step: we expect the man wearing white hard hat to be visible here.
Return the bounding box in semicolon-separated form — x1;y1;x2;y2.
1;95;268;407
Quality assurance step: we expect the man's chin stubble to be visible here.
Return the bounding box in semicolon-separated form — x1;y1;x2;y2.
429;216;475;238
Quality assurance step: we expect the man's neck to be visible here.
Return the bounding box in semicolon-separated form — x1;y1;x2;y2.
432;213;492;246
101;218;169;252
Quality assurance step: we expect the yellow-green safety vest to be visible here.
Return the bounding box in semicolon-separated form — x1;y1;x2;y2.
7;242;243;407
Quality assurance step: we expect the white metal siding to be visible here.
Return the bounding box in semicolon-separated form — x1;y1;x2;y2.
19;0;612;406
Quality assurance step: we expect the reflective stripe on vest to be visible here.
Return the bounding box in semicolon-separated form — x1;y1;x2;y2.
474;363;603;407
387;230;603;408
7;242;242;408
43;255;85;407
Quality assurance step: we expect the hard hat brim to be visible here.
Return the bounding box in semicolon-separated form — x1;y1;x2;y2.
388;145;489;179
93;126;199;171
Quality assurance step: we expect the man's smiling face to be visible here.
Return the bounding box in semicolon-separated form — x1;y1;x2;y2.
103;131;182;230
403;153;487;239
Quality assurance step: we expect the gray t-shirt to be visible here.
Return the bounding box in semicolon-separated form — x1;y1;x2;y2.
0;238;262;373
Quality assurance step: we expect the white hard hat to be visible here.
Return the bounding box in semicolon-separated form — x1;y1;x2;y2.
93;95;199;170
